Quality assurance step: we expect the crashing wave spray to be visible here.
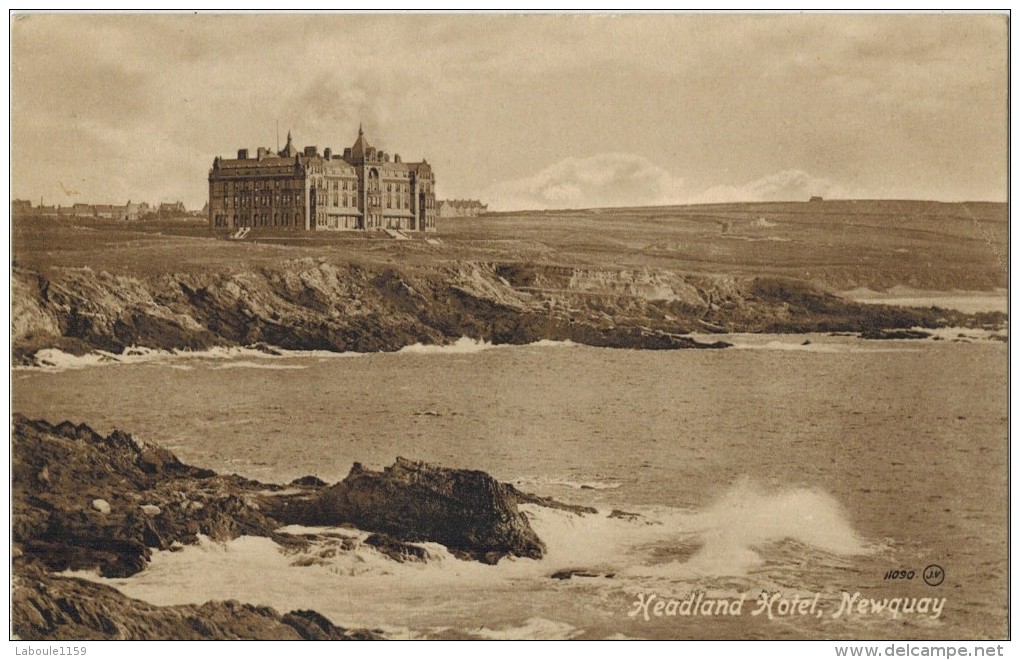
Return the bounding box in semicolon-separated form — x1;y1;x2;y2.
624;477;871;579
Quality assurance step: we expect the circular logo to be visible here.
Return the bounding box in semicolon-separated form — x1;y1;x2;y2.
923;564;945;587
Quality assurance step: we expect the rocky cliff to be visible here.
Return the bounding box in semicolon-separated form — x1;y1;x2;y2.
13;564;383;640
12;260;1001;364
11;415;588;639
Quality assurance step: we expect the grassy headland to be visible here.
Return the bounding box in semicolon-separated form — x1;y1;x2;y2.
11;200;1007;362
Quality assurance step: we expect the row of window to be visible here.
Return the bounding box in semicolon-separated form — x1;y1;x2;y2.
219;178;302;191
309;177;416;193
313;179;359;192
221;193;304;208
318;193;357;208
211;211;305;228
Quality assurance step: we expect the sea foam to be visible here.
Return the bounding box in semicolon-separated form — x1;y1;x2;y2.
64;478;871;637
19;337;580;372
397;337;577;355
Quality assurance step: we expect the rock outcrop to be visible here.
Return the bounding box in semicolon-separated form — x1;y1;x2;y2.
279;458;548;564
13;260;1002;366
12;415;281;578
12;564;381;640
13;417;571;577
12;416;598;638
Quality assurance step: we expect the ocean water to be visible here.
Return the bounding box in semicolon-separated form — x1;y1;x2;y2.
13;334;1007;639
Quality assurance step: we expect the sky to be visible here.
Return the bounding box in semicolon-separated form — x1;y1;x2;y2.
10;12;1008;211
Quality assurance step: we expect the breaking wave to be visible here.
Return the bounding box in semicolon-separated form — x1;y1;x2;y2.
65;478;870;637
17;345;329;372
513;475;622;491
397;337;577;355
19;338;580;372
620;478;871;580
468;617;583;640
726;339;916;353
396;337;498;354
209;361;308;370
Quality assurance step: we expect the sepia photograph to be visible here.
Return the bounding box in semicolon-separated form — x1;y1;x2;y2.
7;11;1010;646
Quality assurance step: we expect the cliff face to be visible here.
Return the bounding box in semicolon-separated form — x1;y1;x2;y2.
13;565;383;641
12;416;559;579
11;415;282;579
11;415;589;639
11;259;998;363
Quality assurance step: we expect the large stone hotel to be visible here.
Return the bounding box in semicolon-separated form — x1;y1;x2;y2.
208;126;436;232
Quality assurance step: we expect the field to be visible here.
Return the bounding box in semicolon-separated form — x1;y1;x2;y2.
12;199;1008;293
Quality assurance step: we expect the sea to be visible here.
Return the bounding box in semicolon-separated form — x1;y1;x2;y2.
12;329;1008;640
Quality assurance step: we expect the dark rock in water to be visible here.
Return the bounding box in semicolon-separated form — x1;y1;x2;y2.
14;415;590;572
363;533;430;562
290;475;328;488
248;342;284;356
281;610;381;641
859;328;931;340
507;485;598;516
12;564;381;640
12;415;601;638
608;509;642;522
289;457;547;564
550;568;615;580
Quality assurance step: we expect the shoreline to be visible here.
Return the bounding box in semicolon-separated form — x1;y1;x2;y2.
11;416;595;640
12;258;1007;368
841;287;1007;315
14;322;1007;373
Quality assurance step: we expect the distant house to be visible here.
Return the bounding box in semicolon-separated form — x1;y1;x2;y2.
94;204;118;219
809;196;824;202
157;201;187;217
437;199;488;218
11;199;150;220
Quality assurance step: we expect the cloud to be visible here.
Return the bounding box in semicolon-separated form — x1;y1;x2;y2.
9;14;1005;207
484;156;857;210
692;169;856;204
483;153;686;211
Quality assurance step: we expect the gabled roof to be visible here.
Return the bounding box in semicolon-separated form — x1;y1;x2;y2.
350;124;371;161
278;131;300;158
